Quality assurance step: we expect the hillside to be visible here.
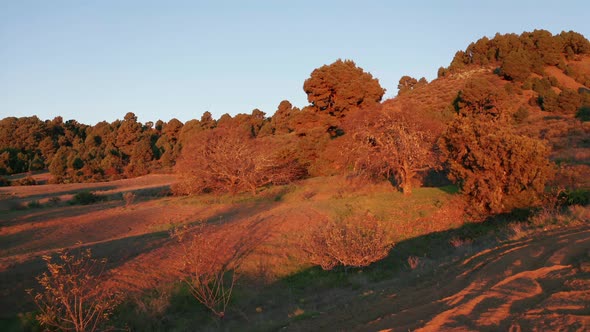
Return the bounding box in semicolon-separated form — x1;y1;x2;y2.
1;174;588;331
1;29;590;331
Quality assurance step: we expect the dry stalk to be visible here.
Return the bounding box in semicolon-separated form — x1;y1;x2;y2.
172;225;240;319
27;248;119;332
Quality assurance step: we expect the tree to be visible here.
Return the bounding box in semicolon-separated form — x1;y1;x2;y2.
529;29;562;66
271;100;297;135
556;89;582;114
49;147;71;182
455;77;507;120
200;111;216;130
249;108;267;137
115;112;142;159
340;111;437;195
501;49;532;81
155;119;183;167
303;59;385;117
439;117;554;215
465;36;492;65
173;128;305;195
560;31;590;59
397;75;418;95
125;136;154;177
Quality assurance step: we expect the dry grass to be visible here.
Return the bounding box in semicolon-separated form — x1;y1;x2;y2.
130;286;172;321
507;222;529;240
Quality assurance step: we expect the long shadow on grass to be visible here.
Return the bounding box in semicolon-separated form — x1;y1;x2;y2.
220;210;537;331
0;198;281;323
0;185;171;228
0;230;172;319
0;185;118;204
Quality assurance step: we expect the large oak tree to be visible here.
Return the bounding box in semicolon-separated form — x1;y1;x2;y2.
340;111;438;195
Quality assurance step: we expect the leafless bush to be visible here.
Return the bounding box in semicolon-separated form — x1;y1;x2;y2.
449;236;472;248
27;248;120;332
530;187;567;226
300;212;394;270
508;222;528;240
407;256;420;270
171;225;240;319
123;192;136;207
173;128;306;196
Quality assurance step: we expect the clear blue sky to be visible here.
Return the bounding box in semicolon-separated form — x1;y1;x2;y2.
1;1;589;125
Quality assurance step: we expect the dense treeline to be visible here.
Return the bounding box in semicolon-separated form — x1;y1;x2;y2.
0;114;183;182
2;30;589;216
444;30;590;78
437;30;590;115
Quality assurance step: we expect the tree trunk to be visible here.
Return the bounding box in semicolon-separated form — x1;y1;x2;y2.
401;180;412;195
400;166;413;195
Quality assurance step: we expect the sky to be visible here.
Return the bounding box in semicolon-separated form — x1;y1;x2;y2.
1;1;589;125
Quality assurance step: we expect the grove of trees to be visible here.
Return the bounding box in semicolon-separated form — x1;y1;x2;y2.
3;29;589;219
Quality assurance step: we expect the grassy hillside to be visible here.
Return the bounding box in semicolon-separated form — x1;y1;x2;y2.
1;30;590;331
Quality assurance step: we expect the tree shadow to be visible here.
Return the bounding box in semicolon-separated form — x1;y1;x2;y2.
0;231;171;318
0;199;279;321
219;209;543;331
0;184;172;228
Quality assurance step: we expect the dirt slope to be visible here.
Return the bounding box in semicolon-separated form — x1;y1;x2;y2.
308;225;590;331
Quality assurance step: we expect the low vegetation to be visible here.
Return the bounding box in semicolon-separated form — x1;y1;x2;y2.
300;210;394;270
70;191;105;205
171;225;241;319
27;249;120;332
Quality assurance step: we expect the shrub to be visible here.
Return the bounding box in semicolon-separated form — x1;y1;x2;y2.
27;200;42;209
407;256;420;270
0;176;9;187
27;248;120;332
71;191;104;205
559;189;590;206
512;106;530;124
171;225;240;319
48;196;62;205
556;89;582;114
12;176;37;186
300;212;394;270
440;117;555;215
123;192;136;207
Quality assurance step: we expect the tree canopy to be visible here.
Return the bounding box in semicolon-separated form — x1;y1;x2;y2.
303;59;385;117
